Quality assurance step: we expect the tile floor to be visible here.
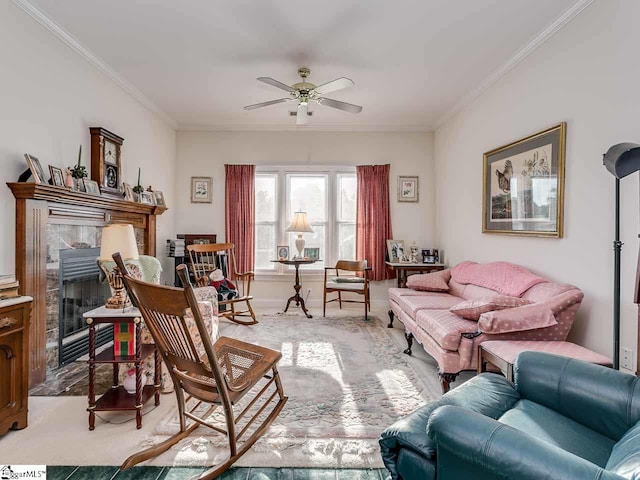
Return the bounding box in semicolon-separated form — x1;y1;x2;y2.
47;466;389;480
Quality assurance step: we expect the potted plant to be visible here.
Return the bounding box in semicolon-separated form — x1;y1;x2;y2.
69;145;87;191
132;168;144;201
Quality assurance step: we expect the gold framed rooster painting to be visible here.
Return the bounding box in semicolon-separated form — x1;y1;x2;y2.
482;123;566;237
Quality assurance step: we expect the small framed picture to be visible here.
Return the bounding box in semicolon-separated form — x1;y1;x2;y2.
153;190;166;207
422;249;435;264
191;176;212;203
140;191;155;205
49;165;65;187
386;239;405;263
398;176;419;202
24;154;47;184
123;183;134;201
304;247;320;261
277;245;289;261
83;179;101;195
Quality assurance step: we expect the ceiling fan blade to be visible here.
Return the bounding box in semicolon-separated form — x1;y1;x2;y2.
244;98;291;110
313;77;354;95
317;97;363;114
296;103;308;125
257;77;295;93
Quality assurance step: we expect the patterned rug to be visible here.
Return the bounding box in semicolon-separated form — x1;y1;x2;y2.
140;313;433;468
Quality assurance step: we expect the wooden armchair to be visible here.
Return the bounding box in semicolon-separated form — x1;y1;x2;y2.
323;260;371;320
187;243;257;325
115;256;287;478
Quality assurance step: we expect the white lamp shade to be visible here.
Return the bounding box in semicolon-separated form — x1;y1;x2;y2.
99;224;139;260
286;211;314;233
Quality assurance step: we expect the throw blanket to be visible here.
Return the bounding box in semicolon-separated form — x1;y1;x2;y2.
451;261;546;297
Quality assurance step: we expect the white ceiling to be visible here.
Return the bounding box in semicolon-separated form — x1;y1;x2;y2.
23;0;585;130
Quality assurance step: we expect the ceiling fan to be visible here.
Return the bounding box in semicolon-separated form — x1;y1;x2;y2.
244;67;363;125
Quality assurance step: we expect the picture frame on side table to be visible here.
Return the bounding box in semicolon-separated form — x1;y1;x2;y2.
277;245;289;261
123;183;134;201
49;166;65;187
386;239;405;263
304;247;319;261
191;176;212;203
483;123;566;237
398;176;419;202
153;191;166;207
24;154;47;184
83;179;101;195
140;191;155;205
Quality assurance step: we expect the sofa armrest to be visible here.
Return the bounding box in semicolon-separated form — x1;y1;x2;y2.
515;351;640;441
427;405;625;480
379;374;519;479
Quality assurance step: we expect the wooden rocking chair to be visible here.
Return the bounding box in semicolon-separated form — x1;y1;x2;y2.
114;254;287;478
187;243;257;325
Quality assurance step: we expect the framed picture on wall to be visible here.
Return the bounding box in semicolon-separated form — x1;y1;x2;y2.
191;176;212;203
482;123;566;237
398;176;419;202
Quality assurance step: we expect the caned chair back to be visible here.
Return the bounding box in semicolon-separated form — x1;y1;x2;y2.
117;259;231;405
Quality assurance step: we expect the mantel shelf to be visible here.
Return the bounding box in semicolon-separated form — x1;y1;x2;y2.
7;182;167;216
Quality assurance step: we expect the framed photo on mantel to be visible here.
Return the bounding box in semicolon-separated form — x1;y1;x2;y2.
482;123;566;238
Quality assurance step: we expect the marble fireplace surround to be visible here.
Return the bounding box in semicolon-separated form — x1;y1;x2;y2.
8;182;166;388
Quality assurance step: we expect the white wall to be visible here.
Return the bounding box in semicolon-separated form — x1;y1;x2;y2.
175;130;435;306
0;2;176;280
434;0;639;369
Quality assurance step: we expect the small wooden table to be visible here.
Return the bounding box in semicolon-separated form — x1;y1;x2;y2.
271;259;319;318
385;262;446;288
478;341;613;382
83;306;160;430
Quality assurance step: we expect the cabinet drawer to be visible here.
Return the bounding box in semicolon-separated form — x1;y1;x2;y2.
0;307;24;332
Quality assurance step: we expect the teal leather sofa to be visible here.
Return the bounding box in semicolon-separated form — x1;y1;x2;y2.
380;352;640;480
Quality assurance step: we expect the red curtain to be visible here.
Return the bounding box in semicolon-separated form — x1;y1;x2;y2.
225;164;255;276
356;164;394;281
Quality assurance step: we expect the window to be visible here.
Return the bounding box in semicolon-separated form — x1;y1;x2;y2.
254;168;357;271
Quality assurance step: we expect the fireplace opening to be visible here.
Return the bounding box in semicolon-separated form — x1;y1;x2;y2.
58;248;111;366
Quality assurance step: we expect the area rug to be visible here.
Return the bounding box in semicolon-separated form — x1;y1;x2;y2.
140;313;433;469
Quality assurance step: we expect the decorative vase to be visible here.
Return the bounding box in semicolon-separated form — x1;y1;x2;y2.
122;369;136;395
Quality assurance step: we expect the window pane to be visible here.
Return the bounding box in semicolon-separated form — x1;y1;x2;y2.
338;174;357;222
255;224;275;269
255;174;277;222
289;175;327;223
338;223;356;260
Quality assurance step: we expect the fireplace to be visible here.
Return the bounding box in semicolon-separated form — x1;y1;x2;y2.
58;248;111;366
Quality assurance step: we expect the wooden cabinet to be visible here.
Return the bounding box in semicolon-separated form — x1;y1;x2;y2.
0;297;32;436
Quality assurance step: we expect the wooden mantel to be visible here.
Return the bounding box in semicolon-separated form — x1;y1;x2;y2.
8;182;167;387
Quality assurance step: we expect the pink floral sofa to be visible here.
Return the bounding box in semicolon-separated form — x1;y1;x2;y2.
387;261;584;393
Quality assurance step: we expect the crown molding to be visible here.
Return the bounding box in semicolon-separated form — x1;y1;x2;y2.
177;123;432;133
435;0;595;130
12;0;178;129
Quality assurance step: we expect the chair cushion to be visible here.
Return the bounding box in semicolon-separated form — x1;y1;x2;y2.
606;420;640;478
498;399;616;468
325;281;365;291
450;295;532;321
406;269;451;292
331;276;365;283
414;309;478;351
398;295;463;318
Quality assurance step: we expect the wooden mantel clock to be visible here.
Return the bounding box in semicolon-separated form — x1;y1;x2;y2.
90;127;124;196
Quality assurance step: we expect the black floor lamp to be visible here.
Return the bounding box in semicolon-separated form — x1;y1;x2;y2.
603;142;640;369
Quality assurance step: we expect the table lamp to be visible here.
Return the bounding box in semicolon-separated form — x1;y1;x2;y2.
98;224;139;309
286;211;314;259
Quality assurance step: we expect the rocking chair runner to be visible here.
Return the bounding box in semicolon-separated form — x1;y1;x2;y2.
187;243;257;325
114;254;287;478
